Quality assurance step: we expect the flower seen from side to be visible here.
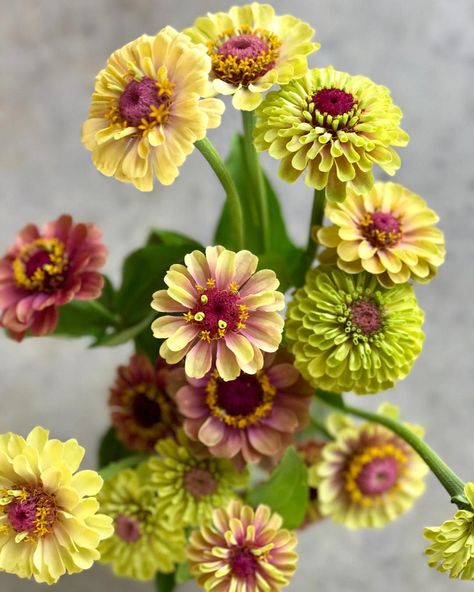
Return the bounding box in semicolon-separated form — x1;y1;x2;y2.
254;66;409;201
285;266;424;394
151;246;284;381
82;27;224;190
424;482;474;580
98;465;185;580
0;427;113;584
184;3;319;111
176;350;312;464
0;215;106;340
187;500;298;591
317;182;445;287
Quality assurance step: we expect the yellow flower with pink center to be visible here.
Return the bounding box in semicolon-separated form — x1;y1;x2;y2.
151;246;284;381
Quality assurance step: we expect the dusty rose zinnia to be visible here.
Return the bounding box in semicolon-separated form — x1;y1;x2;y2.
109;354;184;452
0;215;106;340
151;246;284;381
187;500;298;591
176;350;312;464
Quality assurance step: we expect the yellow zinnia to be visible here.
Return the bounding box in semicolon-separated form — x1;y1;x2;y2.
82;26;224;191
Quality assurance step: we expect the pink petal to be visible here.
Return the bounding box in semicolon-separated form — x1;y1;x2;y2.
239;434;263;464
0;285;23;308
198;416;225;447
215;249;236;290
184;418;205;440
216;341;241;381
43;215;72;242
266;363;300;389
261;407;299;432
210;429;242;458
151;315;187;339
233;251;258;287
247;426;282;456
30;306;58;336
185;340;212;378
166;323;200;352
241;320;282;352
205;246;225;277
75;272;104;300
15;295;36;323
224;332;254;366
16;224;39;248
176;386;208;419
239;269;279;297
184;250;210;287
151;290;187;313
164;269;197;308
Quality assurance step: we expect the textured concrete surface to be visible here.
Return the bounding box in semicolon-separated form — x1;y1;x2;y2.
1;0;473;590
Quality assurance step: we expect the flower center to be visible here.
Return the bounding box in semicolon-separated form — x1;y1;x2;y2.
205;371;276;428
131;391;163;428
115;514;141;543
350;299;383;335
183;467;218;500
356;456;399;495
12;238;67;292
360;211;402;248
4;487;57;540
210;26;282;86
313;88;355;117
230;546;258;579
116;75;173;129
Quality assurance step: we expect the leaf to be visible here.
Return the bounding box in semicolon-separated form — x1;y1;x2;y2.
99;453;149;481
315;389;346;410
134;326;160;362
155;572;176;592
98;427;131;469
147;229;202;250
246;447;309;529
92;313;155;347
175;561;192;584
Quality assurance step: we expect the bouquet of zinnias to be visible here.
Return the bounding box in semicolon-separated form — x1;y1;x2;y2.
1;3;472;590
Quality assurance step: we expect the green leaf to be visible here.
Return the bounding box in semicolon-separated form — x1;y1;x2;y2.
92;313;155;348
155;571;176;592
175;561;192;584
147;229;202;250
99;453;149;481
246;447;309;529
315;389;346;410
98;427;131;469
134;326;160;362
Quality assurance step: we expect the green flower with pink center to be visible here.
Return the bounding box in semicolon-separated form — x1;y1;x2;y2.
151;246;285;381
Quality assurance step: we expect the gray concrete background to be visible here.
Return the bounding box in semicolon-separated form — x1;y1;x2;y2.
1;0;473;590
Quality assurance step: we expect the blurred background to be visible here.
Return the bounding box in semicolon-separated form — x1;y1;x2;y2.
1;0;473;590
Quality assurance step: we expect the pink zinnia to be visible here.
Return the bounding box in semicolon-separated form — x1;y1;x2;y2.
0;215;107;340
151;246;284;381
176;350;312;464
188;500;298;592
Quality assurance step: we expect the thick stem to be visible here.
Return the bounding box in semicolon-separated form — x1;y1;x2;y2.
242;111;270;251
315;390;471;511
305;188;326;264
195;138;244;250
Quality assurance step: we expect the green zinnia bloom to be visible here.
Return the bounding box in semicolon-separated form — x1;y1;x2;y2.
254;66;409;202
285;266;424;394
424;482;474;580
147;431;248;527
98;465;185;581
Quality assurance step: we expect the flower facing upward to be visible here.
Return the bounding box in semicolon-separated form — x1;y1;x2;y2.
0;427;113;584
254;66;409;202
82;27;224;190
312;405;428;529
424;482;474;580
151;246;285;381
109;354;183;452
98;465;185;580
285;266;424;394
0;215;106;340
146;431;248;527
188;500;298;591
176;350;312;464
184;3;319;111
317;182;446;287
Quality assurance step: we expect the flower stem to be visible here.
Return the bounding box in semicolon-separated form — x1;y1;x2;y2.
195;137;244;250
305;188;326;264
241;111;270;252
315;390;471;511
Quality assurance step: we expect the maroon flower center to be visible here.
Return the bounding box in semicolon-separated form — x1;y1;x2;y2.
351;299;383;335
312;88;355;117
24;250;53;278
183;467;218;500
216;374;264;417
356;456;399;495
230;547;258;579
7;489;57;537
360;211;402;248
218;34;270;60
118;77;170;127
13;238;67;292
115;514;141;543
193;287;242;339
131;391;162;428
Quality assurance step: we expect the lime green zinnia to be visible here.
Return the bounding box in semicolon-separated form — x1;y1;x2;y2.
285;266;424;394
98;465;185;580
147;431;248;526
254;66;409;201
424;482;474;580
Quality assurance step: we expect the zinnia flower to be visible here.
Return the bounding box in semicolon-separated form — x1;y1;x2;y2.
317;182;446;287
184;3;319;111
147;431;248;527
254;66;409;202
82;27;224;190
0;215;106;340
109;354;184;452
424;482;474;580
285;266;424;394
297;439;325;528
0;427;113;584
98;465;185;580
313;404;428;529
151;246;285;381
187;500;298;591
176;350;312;464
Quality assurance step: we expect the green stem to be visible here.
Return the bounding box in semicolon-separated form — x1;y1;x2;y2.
87;299;121;326
242;111;270;251
305;188;326;265
315;390;471;511
195;138;244;250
